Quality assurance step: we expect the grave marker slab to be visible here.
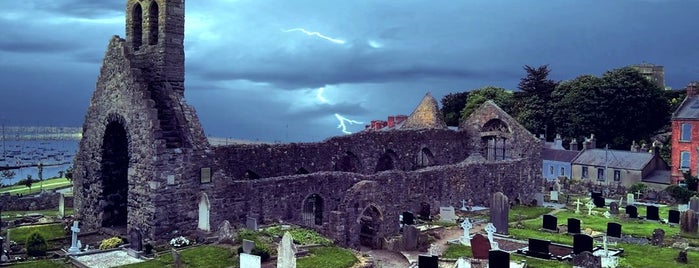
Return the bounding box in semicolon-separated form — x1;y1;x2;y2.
527;238;552;259
651;228;665;246
403;225;419;250
439;206;457;223
490;192;509;235
609;202;619;215
626;205;638;218
550;191;559;202
627;193;635;206
534;193;544;206
647;205;660;221
568;218;581;234
690;196;699;213
58;194;65;218
542;214;558;232
130;229;142;252
402;212;415;225
470;234;491;259
246;217;258;230
593;196;605;208
681;210;698;234
573;251;601;268
277;232;297;268
418;255;438;268
573;234;593;254
607;222;622;238
242;239;255;254
669;210;681;224
489;250;510;268
240;253;261;268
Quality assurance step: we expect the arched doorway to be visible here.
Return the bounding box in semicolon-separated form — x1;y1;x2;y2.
375;150;398;172
198;193;210;232
359;204;383;248
100;120;129;227
416;147;434;169
302;194;323;226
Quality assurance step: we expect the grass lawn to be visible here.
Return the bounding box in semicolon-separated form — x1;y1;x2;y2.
509;206;555;222
0;177;72;196
297;246;358;268
121;245;236;268
264;226;334;246
9;259;72;268
443;244;571;267
8;223;67;244
1;208;74;221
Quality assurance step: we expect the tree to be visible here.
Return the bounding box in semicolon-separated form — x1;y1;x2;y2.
1;169;15;187
38;162;43;191
440;91;470;126
65;166;74;182
58;170;65;179
460;86;514;120
24;174;33;191
551;75;606;140
514;65;558;138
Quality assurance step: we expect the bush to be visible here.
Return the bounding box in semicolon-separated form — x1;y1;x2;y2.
666;185;694;203
99;237;124;250
26;231;48;257
236;241;272;262
628;183;648;195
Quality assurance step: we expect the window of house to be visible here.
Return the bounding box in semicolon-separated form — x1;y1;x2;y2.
614;170;621;181
560;167;565;176
582;167;588;178
549;166;554;175
597;168;605;181
681;151;691;170
681;123;692;141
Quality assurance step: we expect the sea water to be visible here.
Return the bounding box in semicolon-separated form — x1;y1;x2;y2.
0;139;79;186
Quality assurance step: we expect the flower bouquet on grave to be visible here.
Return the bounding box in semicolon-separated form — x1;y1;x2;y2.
169;236;192;248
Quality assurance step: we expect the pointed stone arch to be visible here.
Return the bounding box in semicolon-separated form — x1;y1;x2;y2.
100;115;130;228
302;193;324;226
416;147;435;168
198;192;211;232
358;204;384;248
296;167;309;175
131;2;143;50
375;149;398;172
335;151;362;173
147;1;159;45
243;169;260;180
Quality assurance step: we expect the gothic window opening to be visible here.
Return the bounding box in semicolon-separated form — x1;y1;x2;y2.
148;2;159;45
131;3;143;50
680;151;690;170
375;150;398;172
416;147;434;169
335;151;361;173
359;204;383;249
302;194;323;226
100;120;129;227
480;119;512;161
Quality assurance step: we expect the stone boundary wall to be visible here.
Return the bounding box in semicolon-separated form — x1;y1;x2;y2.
0;191;73;211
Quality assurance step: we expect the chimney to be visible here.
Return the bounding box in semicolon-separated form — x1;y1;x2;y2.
588;134;596;149
687;82;697;97
630;141;640;152
553;134;563;149
640;143;648;152
387;116;395;128
394;115;408;125
570;138;578;151
651;140;662;157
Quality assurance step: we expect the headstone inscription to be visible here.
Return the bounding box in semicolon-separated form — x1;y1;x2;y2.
607;222;622;238
573;234;593;254
470;234;491;259
527;238;552;259
439;207;457;223
567;218;581;234
402;212;415;225
626;205;638;218
647;205;660;221
542;215;558;232
489;250;510;268
417;255;438;268
669;210;681;224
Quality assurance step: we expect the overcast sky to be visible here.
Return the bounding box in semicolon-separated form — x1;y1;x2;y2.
1;0;698;142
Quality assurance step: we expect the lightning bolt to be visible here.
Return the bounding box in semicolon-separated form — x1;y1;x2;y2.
316;87;329;103
283;28;346;44
335;113;364;134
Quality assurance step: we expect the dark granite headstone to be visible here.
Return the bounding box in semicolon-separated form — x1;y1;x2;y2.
402;225;418;250
490;192;509;235
418;255;438;268
567;218;581;234
690;196;699;213
651;228;665;246
489;249;510;268
609;202;619;214
542;214;558;231
591;191;602;199
402;212;415;225
647;205;660;221
573;251;601;268
527;238;551;259
607;222;622;238
129;229;143;251
626;205;638;218
593;196;605;208
470;234;491;259
573;234;593;254
669;210;681;224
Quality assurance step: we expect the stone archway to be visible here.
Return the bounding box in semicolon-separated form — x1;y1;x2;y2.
302;193;323;226
375;150;398;172
100;120;129;228
358;204;384;249
198;193;211;232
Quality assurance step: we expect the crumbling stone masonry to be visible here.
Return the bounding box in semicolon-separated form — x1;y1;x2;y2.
73;0;543;248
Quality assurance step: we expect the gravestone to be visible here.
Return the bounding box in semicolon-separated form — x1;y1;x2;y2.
490;192;509;235
240;253;261;268
439;206;457;223
460;218;472;246
669;210;681;224
690;196;699;213
542;215;558;232
68;221;81;254
217;220;235;243
402;212;415;225
129;229;142;252
591;191;602;200
550;190;559;202
677;250;688;264
573;234;593;254
488;250;510;268
680;210;698;234
419;202;431;220
403;225;419;250
527;238;551;259
568;218;581;234
585;200;595;215
573;199;583;214
246;217;258;230
627;193;635;206
172;249;182;268
573;251;601;268
679;204;689;212
651;228;665;246
593;196;605;208
418;255;438;268
626;205;638;218
609;202;619;214
242;239;255;254
470;234;491;259
277;232;297;268
603;211;611;219
607;222;622;238
534;193;544;206
647;205;660;221
58;194;65;218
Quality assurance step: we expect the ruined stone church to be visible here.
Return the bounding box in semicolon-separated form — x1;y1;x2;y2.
73;0;543;248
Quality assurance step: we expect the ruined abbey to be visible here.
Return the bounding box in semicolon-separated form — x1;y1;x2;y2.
73;0;543;248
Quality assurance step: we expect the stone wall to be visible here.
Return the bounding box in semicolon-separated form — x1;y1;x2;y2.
0;191;73;211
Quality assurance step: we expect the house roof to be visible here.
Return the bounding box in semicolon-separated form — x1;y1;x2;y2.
642;170;672;184
673;95;699;119
542;148;580;162
571;149;654;170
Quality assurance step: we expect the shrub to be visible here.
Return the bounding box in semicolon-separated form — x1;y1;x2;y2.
26;231;48;257
628;183;648;195
666;185;693;203
144;243;154;255
99;237;124;250
236;241;272;262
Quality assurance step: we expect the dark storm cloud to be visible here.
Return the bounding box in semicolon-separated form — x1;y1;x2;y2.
29;0;123;18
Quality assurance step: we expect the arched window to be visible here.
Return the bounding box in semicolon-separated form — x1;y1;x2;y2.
335;151;361;173
481;119;512;161
302;194;323;226
375;150;398;172
148;2;159;45
416;148;434;168
243;170;260;180
131;3;143;50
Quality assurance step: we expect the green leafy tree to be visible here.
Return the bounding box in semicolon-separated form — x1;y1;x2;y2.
65;166;74;182
26;231;48;256
460;86;514;120
440;91;470;126
682;172;699;192
1;169;15;187
24;174;33;191
551;75;606;140
514;65;558;138
38;162;43;191
58;170;65;179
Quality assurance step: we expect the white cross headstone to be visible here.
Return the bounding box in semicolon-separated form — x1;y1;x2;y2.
679;204;689;212
460;218;472;246
619;196;624;207
68;221;81;254
574;199;583;214
627;193;635;206
603;211;611;219
485;223;496;244
585;200;595;216
603;235;608;256
635;191;642;199
460;199;468;211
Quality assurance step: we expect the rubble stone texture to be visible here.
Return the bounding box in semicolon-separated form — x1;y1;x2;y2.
400;93;448;129
73;0;544;247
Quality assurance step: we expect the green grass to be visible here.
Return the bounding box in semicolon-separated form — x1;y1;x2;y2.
297;246;358;268
553;210;680;239
509;206;555;222
0;177;72;196
8;223;67;244
1;208;74;221
264;226;334;246
617;242;699;268
10;259;72;268
121;245;236;268
442;244;571;267
443;243;471;258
